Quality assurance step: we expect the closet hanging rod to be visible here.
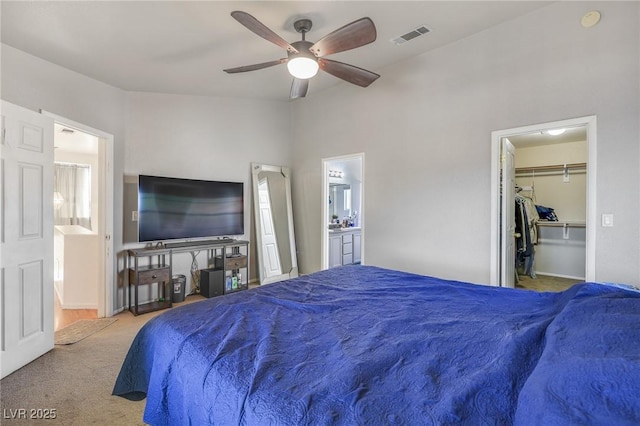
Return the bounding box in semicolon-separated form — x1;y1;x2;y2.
537;221;586;228
515;162;586;174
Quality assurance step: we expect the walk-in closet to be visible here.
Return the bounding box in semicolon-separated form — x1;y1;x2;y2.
511;128;587;281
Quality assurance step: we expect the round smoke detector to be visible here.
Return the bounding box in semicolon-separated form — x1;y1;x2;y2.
581;11;601;28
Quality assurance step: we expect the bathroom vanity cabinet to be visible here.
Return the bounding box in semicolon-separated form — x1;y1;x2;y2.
329;228;361;268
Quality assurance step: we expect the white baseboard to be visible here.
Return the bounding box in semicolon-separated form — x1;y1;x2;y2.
60;302;98;310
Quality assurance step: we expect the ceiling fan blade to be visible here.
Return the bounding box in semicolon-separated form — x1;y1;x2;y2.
309;17;377;57
231;11;298;54
318;58;380;87
224;58;287;74
290;78;309;100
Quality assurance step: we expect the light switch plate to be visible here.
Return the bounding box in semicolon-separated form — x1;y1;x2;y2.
132;210;139;222
602;214;613;227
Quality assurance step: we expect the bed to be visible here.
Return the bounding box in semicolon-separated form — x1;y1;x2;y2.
113;265;640;425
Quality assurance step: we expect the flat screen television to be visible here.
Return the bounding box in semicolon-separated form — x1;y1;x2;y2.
138;175;244;243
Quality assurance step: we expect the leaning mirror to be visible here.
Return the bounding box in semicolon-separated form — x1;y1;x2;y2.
251;163;298;285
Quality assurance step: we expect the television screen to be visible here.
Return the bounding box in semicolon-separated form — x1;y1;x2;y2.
138;175;244;242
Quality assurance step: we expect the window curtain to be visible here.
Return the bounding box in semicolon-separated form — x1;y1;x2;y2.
54;163;92;229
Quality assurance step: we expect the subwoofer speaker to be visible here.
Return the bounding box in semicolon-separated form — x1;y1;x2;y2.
200;268;224;298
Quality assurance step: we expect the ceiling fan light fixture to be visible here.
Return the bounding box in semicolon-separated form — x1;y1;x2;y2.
287;56;319;79
225;12;379;98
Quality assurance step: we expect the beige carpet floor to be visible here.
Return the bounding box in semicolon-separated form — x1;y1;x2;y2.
0;294;205;425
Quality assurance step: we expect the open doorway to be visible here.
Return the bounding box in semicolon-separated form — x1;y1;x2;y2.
490;116;597;289
45;112;114;326
53;124;100;329
321;153;364;270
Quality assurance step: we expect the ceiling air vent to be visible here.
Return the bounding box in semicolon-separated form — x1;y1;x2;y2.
391;25;430;45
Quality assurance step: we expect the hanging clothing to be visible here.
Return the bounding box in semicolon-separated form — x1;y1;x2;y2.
515;194;536;278
518;193;539;244
515;198;531;256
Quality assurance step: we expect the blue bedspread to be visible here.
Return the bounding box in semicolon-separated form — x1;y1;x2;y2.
113;265;640;425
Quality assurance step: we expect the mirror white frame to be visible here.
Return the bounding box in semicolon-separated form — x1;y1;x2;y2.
251;163;298;285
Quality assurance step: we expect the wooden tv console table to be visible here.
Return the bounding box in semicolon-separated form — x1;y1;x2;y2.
127;239;250;315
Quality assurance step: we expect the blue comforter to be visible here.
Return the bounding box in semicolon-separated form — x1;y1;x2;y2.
113;265;640;425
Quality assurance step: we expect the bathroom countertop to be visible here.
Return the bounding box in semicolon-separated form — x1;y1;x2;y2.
328;227;361;233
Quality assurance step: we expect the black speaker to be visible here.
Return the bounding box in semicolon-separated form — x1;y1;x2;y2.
200;268;224;298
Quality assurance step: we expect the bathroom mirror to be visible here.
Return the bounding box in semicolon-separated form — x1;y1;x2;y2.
329;183;351;221
251;163;298;285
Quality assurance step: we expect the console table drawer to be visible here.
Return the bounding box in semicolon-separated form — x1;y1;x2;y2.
133;267;170;285
215;255;248;270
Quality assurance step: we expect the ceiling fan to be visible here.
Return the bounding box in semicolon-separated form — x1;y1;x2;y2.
223;11;380;100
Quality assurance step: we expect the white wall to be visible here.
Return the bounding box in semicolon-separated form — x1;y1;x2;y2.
291;1;640;286
2;45;293;310
1;44;128;309
123;92;292;295
3;1;639;304
515;140;588;222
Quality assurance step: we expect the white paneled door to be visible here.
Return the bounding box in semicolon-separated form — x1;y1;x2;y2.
258;178;282;279
500;138;516;288
1;101;54;379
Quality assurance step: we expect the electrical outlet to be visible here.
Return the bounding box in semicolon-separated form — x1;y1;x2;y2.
132;211;139;222
602;214;613;227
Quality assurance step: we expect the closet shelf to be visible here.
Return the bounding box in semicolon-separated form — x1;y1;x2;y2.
515;162;586;175
537;221;586;228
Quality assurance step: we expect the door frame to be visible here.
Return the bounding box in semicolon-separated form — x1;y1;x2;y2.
490;116;597;286
42;111;114;317
321;153;365;270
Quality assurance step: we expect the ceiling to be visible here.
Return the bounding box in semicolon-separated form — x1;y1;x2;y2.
1;1;552;102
